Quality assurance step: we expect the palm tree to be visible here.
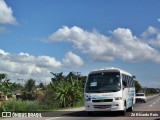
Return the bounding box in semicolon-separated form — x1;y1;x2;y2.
24;79;36;92
55;74;83;107
0;73;12;99
39;82;46;90
48;72;84;108
23;79;36;100
50;72;64;82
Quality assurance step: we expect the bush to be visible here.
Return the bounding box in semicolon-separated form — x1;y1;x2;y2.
2;100;43;112
54;78;83;108
2;99;61;111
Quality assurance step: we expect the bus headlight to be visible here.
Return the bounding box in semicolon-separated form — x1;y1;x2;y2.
86;98;91;102
115;97;122;100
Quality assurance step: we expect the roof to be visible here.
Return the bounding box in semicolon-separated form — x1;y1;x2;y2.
90;67;133;76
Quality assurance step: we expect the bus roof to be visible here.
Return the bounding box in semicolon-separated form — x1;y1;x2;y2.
90;67;133;76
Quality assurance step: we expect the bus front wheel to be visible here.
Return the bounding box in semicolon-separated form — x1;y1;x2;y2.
121;102;126;115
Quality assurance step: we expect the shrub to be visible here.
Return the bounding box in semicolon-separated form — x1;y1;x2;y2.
55;78;83;108
2;100;43;112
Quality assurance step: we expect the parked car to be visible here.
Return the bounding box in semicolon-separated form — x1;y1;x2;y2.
135;93;146;103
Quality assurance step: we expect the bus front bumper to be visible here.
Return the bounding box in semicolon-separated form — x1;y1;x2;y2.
85;100;124;111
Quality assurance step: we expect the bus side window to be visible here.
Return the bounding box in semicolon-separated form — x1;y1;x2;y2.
123;80;127;87
122;75;127;87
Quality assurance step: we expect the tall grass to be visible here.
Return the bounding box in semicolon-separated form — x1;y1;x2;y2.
2;99;65;111
1;99;85;112
2;100;43;112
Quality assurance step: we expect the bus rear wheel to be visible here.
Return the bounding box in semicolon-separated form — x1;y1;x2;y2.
128;105;133;112
128;100;133;112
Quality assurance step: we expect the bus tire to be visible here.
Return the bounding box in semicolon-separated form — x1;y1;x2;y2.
128;100;133;112
121;101;126;115
128;105;133;112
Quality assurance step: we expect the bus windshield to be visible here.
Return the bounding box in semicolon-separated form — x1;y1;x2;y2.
85;72;121;93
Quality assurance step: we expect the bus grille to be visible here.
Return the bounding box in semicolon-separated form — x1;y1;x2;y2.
92;99;113;102
94;105;111;109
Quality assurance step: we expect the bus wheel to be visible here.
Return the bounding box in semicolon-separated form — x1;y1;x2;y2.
121;102;126;115
128;105;133;112
128;100;133;112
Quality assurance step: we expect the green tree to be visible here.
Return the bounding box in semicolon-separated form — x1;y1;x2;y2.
78;75;87;88
0;73;6;80
55;73;83;107
135;80;142;93
50;72;64;82
46;72;84;108
0;73;12;98
55;77;83;107
22;79;36;100
10;82;23;91
38;82;46;90
24;79;36;92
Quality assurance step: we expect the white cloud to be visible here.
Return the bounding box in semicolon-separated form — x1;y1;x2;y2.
157;18;160;23
141;26;158;38
141;26;160;48
63;51;84;67
0;50;62;83
0;49;9;55
46;26;160;63
0;49;84;83
148;34;160;48
0;0;17;25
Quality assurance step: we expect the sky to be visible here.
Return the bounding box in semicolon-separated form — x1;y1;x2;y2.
0;0;160;88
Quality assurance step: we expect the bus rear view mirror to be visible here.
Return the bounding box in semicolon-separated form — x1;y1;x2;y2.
133;75;136;79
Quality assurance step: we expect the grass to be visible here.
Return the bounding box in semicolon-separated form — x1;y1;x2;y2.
57;99;85;110
145;93;159;96
2;100;43;112
1;99;85;112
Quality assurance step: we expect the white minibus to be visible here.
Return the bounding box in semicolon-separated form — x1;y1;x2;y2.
84;67;135;115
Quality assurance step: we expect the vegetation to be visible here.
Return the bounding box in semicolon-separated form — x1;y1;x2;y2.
143;88;160;96
55;77;83;107
1;72;85;112
44;72;84;108
22;79;36;100
0;73;12;99
1;72;159;112
135;80;142;93
2;100;43;111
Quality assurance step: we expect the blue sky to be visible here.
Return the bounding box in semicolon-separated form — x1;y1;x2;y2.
0;0;160;88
